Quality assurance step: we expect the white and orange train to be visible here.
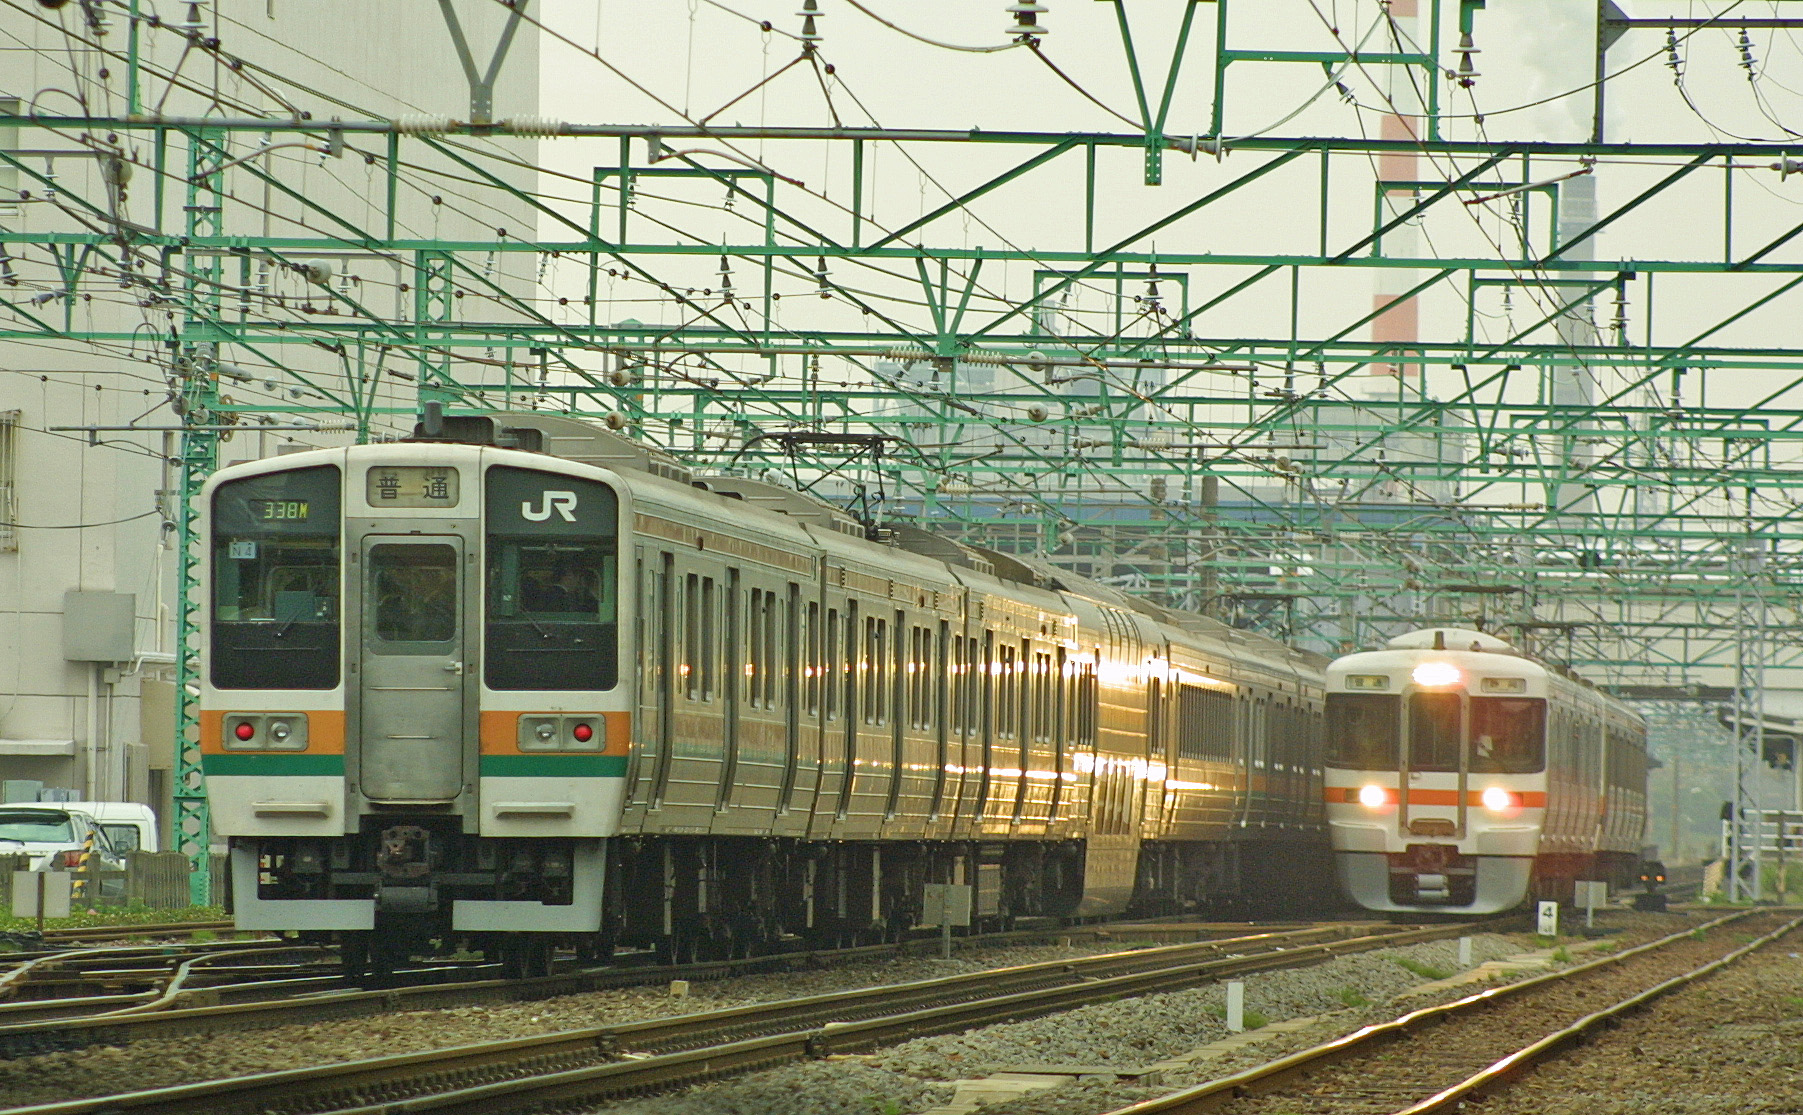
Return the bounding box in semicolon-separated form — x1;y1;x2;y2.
1324;629;1649;915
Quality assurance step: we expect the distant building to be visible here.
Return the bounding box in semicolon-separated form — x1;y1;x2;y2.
0;3;538;839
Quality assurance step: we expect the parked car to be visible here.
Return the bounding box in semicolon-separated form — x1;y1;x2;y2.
0;806;127;873
68;802;159;854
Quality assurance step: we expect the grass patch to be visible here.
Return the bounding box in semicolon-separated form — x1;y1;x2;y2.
1550;946;1574;964
1242;1009;1271;1030
1780;996;1803;1017
1339;987;1371;1009
1534;935;1559;948
1692;927;1709;941
0;904;226;934
1394;957;1453;981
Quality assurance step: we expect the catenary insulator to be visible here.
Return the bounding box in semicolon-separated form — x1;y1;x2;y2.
504;116;566;136
1006;2;1048;37
395;115;456;134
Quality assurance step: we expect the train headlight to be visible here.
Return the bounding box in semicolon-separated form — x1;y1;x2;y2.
519;715;605;752
222;714;308;750
1481;786;1517;812
1358;784;1389;809
1410;661;1462;687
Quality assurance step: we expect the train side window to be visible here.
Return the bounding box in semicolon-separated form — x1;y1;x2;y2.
1325;693;1399;769
952;635;972;736
823;607;840;721
746;587;763;707
996;643;1017;739
701;577;718;701
844;602;861;726
863;616;883;725
1078;659;1098;747
802;601;819;715
684;574;701;701
1034;652;1053;744
766;589;782;708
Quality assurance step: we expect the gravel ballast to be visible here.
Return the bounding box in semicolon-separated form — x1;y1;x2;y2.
0;911;1711;1115
0;941;1116;1106
565;911;1707;1115
1477;924;1803;1115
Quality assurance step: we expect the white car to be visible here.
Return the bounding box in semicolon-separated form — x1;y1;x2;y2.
0;806;126;873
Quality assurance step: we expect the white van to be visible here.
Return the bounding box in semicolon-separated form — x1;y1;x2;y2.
68;802;160;854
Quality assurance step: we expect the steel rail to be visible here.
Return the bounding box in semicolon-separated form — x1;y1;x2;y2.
34;921;238;943
0;921;1503;1115
1097;909;1777;1115
0;918;1372;1055
1393;914;1803;1115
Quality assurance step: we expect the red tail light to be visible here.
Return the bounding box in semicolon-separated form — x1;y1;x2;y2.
59;850;83;868
234;722;256;741
572;723;594;743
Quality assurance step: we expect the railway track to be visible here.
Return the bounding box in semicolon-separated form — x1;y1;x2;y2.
0;915;1363;1055
1095;908;1796;1115
0;919;1503;1115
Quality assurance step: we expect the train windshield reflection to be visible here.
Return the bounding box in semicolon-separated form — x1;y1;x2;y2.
1469;696;1546;773
1407;692;1461;772
1325;693;1399;769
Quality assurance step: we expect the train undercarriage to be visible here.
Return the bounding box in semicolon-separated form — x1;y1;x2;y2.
243;827;1336;980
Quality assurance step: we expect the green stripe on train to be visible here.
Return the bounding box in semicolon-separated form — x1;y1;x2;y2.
202;754;346;776
480;754;628;778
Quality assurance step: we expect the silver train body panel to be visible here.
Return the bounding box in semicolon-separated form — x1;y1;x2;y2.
201;413;1333;949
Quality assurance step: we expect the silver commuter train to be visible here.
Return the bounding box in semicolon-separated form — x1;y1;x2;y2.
201;412;1333;974
1324;628;1649;915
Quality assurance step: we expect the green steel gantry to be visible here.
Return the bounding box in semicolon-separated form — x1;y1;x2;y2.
8;0;1803;893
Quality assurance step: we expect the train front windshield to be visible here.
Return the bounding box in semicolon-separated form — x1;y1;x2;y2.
1325;691;1545;773
485;467;620;691
210;466;343;689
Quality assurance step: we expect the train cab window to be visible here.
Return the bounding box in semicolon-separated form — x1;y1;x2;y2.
1469;697;1546;774
1408;692;1461;773
484;468;618;691
1324;693;1398;769
210;465;342;689
370;544;458;643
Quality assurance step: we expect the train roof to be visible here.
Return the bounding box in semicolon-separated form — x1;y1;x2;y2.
229;410;1321;677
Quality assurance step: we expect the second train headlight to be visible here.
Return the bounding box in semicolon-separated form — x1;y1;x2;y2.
1357;784;1389;808
1481;786;1518;812
1410;661;1462;687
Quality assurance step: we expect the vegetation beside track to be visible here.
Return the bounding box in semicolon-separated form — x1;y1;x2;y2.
0;905;227;940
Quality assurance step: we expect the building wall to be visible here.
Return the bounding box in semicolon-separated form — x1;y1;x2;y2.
0;2;538;822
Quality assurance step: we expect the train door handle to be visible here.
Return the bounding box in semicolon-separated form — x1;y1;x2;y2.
444;661;465;675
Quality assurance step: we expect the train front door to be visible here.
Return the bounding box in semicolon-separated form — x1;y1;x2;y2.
358;537;468;801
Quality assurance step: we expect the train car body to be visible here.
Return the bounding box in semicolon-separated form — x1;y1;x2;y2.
201;413;1332;972
1324;628;1648;915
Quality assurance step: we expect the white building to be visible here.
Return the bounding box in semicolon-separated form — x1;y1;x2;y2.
0;2;538;841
